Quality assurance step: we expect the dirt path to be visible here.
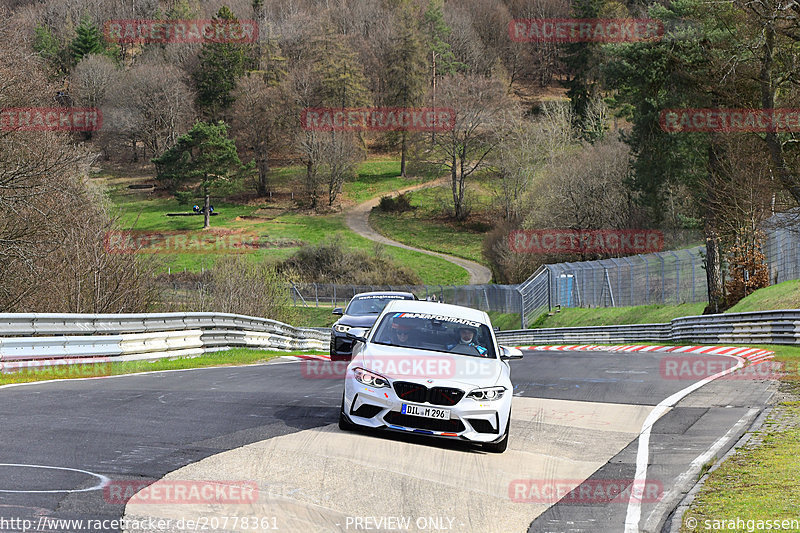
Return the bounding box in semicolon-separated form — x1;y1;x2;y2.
345;179;492;285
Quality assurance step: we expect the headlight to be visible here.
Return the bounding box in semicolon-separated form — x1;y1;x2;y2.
353;367;389;388
334;324;351;333
467;386;506;401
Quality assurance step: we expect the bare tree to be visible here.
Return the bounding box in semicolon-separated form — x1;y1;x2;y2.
433;74;511;220
525;137;634;242
231;73;292;196
102;56;195;159
70;53;116;109
491;102;574;221
320;131;364;206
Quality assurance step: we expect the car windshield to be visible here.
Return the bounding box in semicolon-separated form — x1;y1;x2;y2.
371;311;496;358
345;296;410;316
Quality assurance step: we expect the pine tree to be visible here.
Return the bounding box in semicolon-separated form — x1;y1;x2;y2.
562;0;604;140
421;0;463;142
193;7;250;120
70;15;104;63
152;121;253;229
385;2;427;176
311;31;370;108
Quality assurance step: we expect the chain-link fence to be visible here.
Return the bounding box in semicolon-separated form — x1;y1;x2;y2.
286;282;523;314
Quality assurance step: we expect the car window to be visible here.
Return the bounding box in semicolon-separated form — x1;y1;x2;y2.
371;311;496;358
344;296;412;316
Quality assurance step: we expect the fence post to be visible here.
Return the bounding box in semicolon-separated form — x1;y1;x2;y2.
313;283;318;308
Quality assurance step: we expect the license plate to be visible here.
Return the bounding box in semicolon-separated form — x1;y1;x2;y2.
401;403;450;419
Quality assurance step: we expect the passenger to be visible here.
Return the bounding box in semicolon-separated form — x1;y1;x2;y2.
448;326;488;356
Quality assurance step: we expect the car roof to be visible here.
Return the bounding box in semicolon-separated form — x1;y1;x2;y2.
381;299;489;324
350;291;416;299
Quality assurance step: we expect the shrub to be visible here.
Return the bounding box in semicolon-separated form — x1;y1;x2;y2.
278;239;421;285
378;192;414;213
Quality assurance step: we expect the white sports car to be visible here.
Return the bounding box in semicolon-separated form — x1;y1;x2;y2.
339;300;522;453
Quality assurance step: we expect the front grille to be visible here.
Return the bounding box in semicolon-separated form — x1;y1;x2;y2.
384;411;465;433
467;418;498;434
352;403;383;418
393;381;428;403
393;381;464;406
429;387;464;406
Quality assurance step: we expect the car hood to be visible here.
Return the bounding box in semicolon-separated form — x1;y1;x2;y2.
352;343;502;388
337;314;380;328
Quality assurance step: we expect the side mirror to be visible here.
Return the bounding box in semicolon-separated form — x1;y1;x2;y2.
332;307;343;315
499;345;523;361
345;327;368;344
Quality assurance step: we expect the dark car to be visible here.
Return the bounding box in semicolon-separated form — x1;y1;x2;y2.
330;291;417;361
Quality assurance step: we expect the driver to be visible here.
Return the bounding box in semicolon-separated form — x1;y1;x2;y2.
390;321;413;345
448;326;488;356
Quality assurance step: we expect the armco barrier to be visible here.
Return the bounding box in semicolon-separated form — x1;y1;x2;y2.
0;313;328;370
496;309;800;346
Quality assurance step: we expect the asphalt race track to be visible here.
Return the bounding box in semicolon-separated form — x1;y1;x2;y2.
0;349;776;533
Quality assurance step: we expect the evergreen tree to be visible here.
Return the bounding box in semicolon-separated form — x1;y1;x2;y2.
605;0;738;312
562;0;604;140
193;6;250;120
421;0;463;141
152;121;253;229
310;31;370;108
70;15;104;63
34;24;69;74
385;2;427;176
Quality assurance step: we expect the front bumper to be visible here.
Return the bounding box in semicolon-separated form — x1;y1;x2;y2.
330;332;354;360
343;379;511;443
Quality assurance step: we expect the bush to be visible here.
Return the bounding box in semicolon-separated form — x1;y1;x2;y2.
204;256;296;323
278;239;421;285
378;193;414;213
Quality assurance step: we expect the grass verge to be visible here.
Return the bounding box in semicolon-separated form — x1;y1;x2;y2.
533;303;707;328
0;348;327;386
369;185;491;265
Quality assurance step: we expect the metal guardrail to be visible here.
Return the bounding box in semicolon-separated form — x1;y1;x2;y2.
0;313;328;371
496;309;800;346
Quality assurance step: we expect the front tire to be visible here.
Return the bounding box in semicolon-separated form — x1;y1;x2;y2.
483;411;510;453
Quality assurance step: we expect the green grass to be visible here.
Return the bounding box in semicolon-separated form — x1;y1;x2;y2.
680;397;800;532
101;164;469;284
533;303;707;328
343;160;433;204
487;311;523;331
727;279;800;313
293;306;341;327
0;348;327;386
369;185;491;265
533;279;800;329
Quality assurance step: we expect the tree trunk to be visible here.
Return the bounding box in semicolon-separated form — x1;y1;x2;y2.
203;194;211;229
400;132;407;177
256;152;270;197
704;138;724;313
306;160;317;210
